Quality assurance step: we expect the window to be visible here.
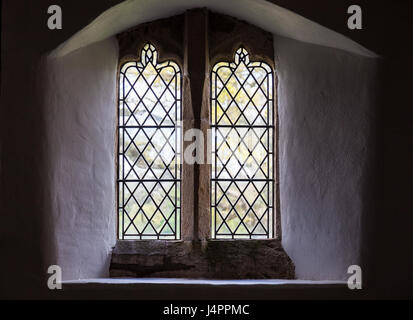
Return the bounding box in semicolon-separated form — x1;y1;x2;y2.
111;9;294;279
211;47;274;239
115;10;279;241
118;43;182;240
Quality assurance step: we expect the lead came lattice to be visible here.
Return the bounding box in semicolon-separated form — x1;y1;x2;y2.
118;43;182;240
211;47;274;239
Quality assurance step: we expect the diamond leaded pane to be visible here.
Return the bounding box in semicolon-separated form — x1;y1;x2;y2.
211;47;274;239
118;43;181;240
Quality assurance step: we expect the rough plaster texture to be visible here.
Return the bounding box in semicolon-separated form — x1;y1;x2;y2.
275;35;379;280
43;38;119;280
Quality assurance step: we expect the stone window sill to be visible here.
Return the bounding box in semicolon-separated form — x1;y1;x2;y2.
110;239;295;279
60;278;350;299
64;278;345;287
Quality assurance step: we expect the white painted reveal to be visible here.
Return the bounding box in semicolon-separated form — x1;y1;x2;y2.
49;0;377;59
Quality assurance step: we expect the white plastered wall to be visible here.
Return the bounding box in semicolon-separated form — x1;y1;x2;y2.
44;38;119;280
275;35;379;280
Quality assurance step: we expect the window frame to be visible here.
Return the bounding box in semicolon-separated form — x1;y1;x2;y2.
114;9;281;242
117;43;183;240
210;46;276;240
110;9;294;279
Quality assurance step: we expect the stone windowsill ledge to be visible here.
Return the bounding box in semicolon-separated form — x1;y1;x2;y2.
110;239;295;279
59;278;351;299
63;278;346;287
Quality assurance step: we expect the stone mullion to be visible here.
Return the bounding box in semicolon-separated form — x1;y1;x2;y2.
183;9;210;241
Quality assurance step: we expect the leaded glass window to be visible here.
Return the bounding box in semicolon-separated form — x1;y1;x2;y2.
118;43;181;240
211;47;274;239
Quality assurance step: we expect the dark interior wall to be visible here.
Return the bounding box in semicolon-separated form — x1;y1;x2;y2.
1;0;412;299
361;3;413;298
0;0;125;298
0;1;49;299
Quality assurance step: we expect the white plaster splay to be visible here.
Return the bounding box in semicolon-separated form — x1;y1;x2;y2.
49;0;378;59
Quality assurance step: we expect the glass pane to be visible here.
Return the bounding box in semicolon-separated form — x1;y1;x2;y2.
211;47;274;239
118;43;181;240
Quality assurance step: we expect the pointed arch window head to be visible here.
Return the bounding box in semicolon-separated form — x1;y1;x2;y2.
234;47;249;64
140;43;158;65
211;46;275;239
118;43;182;240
